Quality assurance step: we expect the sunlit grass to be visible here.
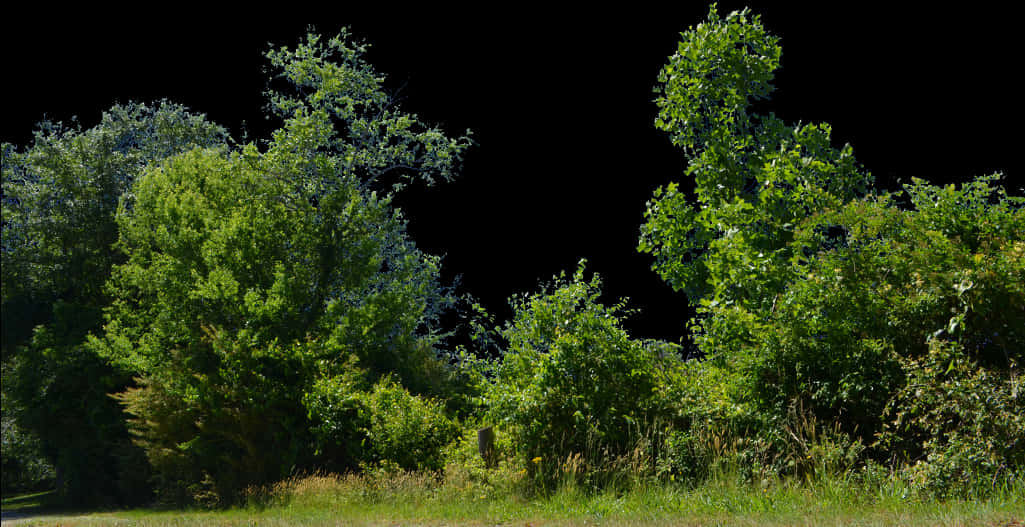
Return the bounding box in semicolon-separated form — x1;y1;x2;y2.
4;469;1021;526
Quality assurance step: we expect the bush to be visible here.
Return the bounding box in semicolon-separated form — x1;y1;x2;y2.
878;339;1024;498
360;377;460;472
485;262;678;488
637;5;1024;495
305;371;460;475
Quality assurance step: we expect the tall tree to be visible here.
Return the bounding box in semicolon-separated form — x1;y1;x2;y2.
1;102;228;505
89;30;472;503
638;5;872;366
639;8;1024;493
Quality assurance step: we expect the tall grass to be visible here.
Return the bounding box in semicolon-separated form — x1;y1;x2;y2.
4;467;1021;526
222;459;1023;526
5;421;1022;525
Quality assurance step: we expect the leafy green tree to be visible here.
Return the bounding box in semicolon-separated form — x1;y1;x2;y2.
89;30;472;504
1;102;228;505
639;6;1024;495
639;5;870;317
637;5;873;426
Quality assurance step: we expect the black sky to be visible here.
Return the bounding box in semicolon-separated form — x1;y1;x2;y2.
3;5;1020;343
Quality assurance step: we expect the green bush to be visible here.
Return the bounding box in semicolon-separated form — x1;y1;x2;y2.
485;263;677;488
878;339;1024;498
305;372;459;474
360;377;460;472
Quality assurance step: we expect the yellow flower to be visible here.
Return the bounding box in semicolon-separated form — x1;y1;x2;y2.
532;456;542;464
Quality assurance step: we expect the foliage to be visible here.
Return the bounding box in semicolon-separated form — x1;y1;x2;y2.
304;373;459;474
88;29;470;505
1;404;55;494
638;4;1024;497
879;339;1024;498
640;5;871;308
2;102;228;353
359;377;461;472
865;179;1024;495
485;263;677;488
740;177;1023;435
262;30;471;191
1;102;228;505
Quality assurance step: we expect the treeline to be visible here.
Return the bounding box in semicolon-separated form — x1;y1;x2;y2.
2;7;1022;507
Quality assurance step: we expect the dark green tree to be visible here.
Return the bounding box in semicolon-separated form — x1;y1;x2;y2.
1;102;228;505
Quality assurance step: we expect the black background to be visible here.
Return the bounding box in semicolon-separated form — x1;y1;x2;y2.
3;4;1020;343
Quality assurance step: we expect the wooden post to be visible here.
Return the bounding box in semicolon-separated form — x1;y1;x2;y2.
477;426;496;468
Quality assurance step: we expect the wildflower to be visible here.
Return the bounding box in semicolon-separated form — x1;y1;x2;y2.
532;456;542;464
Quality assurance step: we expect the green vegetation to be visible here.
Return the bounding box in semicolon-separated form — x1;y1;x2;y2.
2;472;1023;526
2;4;1022;524
2;102;229;506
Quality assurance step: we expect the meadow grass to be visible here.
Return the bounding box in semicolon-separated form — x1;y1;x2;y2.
3;468;1022;526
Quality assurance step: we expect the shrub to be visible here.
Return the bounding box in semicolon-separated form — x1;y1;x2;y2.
485;262;677;488
878;339;1024;498
360;377;460;472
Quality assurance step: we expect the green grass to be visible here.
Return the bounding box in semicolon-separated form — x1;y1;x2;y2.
3;472;1022;526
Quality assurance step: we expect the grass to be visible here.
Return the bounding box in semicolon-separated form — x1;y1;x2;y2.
3;470;1022;526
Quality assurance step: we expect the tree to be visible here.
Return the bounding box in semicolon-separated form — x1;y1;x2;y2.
637;5;874;420
639;6;1025;494
639;5;870;313
88;29;472;504
1;102;228;505
2;102;228;354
